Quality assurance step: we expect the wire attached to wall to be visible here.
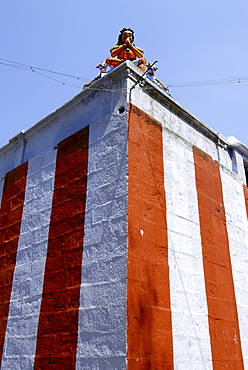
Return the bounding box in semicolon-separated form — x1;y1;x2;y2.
1;57;248;92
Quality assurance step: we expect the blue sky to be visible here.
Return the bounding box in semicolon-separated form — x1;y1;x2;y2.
1;0;247;148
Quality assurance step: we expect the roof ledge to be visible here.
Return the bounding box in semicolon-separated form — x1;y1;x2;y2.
227;136;248;159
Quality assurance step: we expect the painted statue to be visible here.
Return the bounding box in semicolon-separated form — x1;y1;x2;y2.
106;28;146;71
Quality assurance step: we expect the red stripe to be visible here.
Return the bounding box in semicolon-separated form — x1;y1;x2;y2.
127;104;174;369
243;185;248;217
0;163;28;364
193;146;244;369
34;126;89;369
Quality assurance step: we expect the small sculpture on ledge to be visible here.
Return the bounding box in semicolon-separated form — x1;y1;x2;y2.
106;28;146;71
96;62;107;77
146;62;170;94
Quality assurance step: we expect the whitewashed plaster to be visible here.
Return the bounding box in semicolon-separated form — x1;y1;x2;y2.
76;95;128;369
220;167;248;369
162;130;213;369
1;148;57;369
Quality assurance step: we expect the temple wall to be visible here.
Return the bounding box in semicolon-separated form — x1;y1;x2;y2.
0;74;129;369
127;76;248;368
0;62;248;369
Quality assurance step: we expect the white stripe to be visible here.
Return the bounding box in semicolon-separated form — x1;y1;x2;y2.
162;132;213;369
0;176;4;208
1;148;57;369
76;119;128;369
220;168;248;367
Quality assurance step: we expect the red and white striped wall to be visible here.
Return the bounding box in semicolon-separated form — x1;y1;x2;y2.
0;100;248;369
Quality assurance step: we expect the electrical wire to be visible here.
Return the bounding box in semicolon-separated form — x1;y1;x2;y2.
0;58;129;93
0;58;89;81
32;70;84;89
1;57;248;91
167;76;248;88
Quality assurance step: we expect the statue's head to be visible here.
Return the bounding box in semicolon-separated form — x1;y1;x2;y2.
117;28;134;45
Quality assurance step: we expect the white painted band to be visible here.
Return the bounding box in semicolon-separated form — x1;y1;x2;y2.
1;148;57;369
221;168;248;368
76;117;128;368
162;131;213;369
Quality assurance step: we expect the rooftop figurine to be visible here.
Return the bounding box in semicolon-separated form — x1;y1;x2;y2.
146;62;170;94
106;28;146;71
84;29;170;94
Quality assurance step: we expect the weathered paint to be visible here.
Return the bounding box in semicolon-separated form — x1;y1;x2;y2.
127;104;174;369
193;146;244;369
1;149;57;369
34;126;89;369
0;163;28;365
163;132;213;368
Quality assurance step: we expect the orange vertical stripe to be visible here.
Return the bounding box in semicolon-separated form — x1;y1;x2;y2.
243;185;248;217
0;163;28;365
127;104;174;369
34;126;89;369
193;146;244;369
